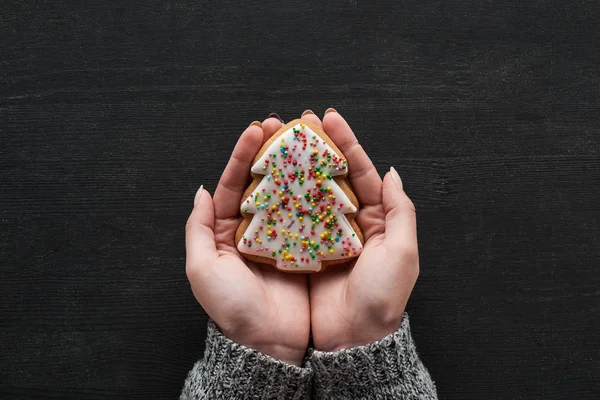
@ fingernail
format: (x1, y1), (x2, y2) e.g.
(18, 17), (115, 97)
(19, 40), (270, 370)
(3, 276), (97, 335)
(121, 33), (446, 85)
(301, 109), (315, 117)
(390, 167), (403, 189)
(250, 121), (262, 127)
(324, 107), (337, 115)
(194, 185), (204, 206)
(267, 112), (284, 123)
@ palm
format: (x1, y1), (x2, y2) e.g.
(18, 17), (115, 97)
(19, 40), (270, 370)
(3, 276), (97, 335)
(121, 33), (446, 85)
(309, 212), (388, 350)
(299, 111), (419, 352)
(186, 118), (310, 365)
(205, 253), (310, 356)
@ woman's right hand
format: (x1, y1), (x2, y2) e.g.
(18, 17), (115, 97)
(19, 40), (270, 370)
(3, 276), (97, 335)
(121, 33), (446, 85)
(301, 109), (420, 352)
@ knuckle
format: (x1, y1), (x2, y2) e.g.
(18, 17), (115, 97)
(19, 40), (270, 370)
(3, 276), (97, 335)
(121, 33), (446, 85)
(185, 214), (196, 233)
(386, 197), (416, 222)
(402, 195), (416, 214)
(386, 204), (403, 222)
(346, 138), (361, 152)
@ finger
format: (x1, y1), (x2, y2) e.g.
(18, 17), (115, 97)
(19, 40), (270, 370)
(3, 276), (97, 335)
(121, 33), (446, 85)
(300, 109), (323, 128)
(213, 123), (264, 220)
(261, 116), (283, 145)
(322, 110), (383, 206)
(382, 167), (417, 250)
(186, 186), (218, 278)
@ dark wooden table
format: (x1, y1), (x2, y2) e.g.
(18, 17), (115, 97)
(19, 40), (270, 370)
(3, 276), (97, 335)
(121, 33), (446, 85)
(2, 1), (599, 399)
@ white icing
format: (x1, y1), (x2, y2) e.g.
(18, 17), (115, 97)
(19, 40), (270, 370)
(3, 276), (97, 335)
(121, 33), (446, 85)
(238, 123), (363, 272)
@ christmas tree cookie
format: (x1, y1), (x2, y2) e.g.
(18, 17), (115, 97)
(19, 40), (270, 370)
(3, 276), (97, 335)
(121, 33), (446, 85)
(235, 119), (364, 273)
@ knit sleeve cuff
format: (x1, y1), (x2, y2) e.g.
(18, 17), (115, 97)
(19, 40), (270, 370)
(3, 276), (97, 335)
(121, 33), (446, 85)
(306, 313), (437, 399)
(181, 320), (312, 400)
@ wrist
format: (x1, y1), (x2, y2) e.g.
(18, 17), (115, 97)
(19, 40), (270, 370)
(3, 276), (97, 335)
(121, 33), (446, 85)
(316, 317), (404, 352)
(318, 332), (392, 352)
(214, 321), (307, 366)
(247, 343), (305, 366)
(225, 331), (306, 366)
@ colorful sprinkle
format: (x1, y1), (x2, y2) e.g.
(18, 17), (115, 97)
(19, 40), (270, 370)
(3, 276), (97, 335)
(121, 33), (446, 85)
(240, 124), (362, 271)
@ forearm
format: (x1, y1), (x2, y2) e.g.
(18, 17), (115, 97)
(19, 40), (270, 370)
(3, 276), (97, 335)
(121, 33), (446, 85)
(307, 313), (437, 399)
(181, 320), (312, 400)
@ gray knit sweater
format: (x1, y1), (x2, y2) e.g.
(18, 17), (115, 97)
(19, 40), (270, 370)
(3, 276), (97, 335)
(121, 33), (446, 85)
(181, 314), (437, 399)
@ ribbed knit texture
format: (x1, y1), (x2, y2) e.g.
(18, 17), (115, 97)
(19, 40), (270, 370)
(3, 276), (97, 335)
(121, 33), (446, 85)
(180, 320), (312, 400)
(307, 313), (437, 399)
(181, 314), (437, 399)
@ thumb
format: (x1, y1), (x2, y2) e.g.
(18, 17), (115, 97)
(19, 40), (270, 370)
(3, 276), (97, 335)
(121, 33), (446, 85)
(185, 185), (218, 280)
(382, 167), (418, 252)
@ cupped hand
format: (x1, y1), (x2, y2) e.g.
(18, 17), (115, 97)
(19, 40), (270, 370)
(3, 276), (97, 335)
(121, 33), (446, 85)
(185, 117), (310, 366)
(301, 110), (420, 352)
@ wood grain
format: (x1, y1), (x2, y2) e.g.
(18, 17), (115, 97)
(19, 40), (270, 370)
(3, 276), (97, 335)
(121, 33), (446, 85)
(1, 0), (599, 399)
